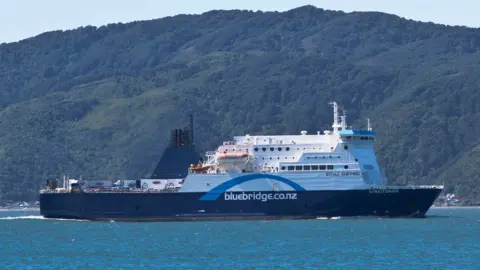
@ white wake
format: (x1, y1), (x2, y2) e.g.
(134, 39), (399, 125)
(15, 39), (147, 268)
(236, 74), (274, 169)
(0, 215), (88, 221)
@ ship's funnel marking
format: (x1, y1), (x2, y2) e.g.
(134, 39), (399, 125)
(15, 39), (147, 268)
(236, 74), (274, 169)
(199, 174), (306, 201)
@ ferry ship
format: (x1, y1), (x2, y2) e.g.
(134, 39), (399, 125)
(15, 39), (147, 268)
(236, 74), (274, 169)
(39, 102), (443, 221)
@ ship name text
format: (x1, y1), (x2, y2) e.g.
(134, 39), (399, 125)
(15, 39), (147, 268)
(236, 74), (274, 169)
(326, 171), (361, 177)
(369, 188), (400, 194)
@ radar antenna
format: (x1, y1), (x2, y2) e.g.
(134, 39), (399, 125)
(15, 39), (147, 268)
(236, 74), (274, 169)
(367, 118), (372, 131)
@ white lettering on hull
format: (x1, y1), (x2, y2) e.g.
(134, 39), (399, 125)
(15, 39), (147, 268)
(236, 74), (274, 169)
(224, 192), (298, 202)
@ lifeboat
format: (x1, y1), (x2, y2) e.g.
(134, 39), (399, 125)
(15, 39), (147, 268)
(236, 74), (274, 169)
(189, 163), (211, 173)
(216, 152), (249, 163)
(190, 166), (211, 173)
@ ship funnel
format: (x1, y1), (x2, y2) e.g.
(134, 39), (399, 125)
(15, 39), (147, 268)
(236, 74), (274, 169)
(150, 114), (201, 179)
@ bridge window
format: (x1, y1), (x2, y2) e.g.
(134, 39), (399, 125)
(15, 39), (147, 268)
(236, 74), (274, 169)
(295, 166), (302, 171)
(311, 165), (319, 170)
(287, 166), (294, 171)
(319, 165), (326, 170)
(327, 165), (334, 170)
(304, 165), (311, 170)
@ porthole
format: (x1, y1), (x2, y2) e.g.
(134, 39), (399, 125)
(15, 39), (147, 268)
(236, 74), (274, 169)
(355, 158), (358, 162)
(262, 147), (266, 152)
(270, 147), (274, 151)
(286, 147), (290, 151)
(344, 145), (348, 150)
(278, 147), (282, 151)
(281, 166), (285, 170)
(344, 165), (349, 169)
(254, 147), (259, 151)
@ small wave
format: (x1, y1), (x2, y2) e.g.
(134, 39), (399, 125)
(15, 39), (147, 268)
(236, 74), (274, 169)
(0, 215), (88, 221)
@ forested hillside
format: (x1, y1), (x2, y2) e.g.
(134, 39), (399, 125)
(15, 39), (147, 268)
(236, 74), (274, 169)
(0, 6), (479, 203)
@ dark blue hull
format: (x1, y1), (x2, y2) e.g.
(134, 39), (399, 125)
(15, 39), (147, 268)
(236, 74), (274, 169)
(40, 188), (442, 221)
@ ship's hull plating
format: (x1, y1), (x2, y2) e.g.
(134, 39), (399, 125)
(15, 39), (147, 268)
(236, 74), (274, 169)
(40, 188), (442, 221)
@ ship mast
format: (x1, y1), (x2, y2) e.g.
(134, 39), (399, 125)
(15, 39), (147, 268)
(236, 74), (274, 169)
(340, 110), (347, 130)
(330, 102), (342, 133)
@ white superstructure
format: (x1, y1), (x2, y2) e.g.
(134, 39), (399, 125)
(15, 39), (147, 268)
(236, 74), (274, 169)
(180, 102), (384, 192)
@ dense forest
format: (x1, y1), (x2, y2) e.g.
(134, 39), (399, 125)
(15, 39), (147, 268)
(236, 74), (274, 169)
(0, 6), (479, 203)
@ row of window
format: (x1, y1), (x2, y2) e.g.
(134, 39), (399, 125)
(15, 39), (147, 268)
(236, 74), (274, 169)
(253, 147), (339, 152)
(343, 136), (375, 141)
(282, 165), (349, 171)
(255, 156), (352, 161)
(254, 147), (291, 152)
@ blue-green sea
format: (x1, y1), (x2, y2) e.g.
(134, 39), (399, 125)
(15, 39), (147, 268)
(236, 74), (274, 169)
(0, 208), (478, 269)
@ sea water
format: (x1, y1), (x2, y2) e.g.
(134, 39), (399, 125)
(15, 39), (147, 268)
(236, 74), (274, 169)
(0, 208), (478, 269)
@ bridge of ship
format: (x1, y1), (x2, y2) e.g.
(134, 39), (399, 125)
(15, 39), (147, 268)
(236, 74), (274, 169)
(339, 130), (376, 142)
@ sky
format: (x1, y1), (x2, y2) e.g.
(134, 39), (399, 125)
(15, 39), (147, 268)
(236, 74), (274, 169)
(1, 0), (479, 43)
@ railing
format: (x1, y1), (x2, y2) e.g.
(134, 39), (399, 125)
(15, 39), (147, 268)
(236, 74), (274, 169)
(41, 187), (183, 194)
